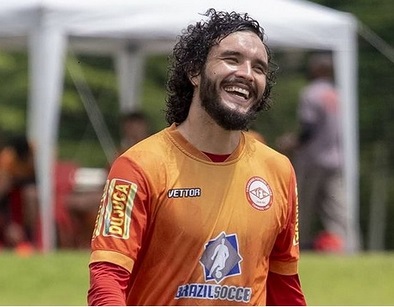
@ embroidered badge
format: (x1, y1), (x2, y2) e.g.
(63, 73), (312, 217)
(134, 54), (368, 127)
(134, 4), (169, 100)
(245, 176), (273, 211)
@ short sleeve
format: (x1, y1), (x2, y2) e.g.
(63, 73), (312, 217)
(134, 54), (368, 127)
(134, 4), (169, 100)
(269, 167), (300, 275)
(89, 155), (150, 272)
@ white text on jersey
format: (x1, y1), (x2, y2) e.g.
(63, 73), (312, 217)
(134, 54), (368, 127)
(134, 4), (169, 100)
(168, 188), (201, 198)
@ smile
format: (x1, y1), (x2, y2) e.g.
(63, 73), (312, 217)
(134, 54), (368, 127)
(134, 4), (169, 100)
(223, 85), (250, 100)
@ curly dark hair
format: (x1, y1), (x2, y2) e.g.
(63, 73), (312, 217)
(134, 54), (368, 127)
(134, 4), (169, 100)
(165, 8), (277, 125)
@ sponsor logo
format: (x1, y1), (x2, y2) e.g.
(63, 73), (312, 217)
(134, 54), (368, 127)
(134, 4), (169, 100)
(175, 232), (250, 303)
(101, 178), (137, 239)
(245, 176), (273, 211)
(167, 188), (201, 198)
(200, 232), (242, 283)
(293, 184), (300, 245)
(175, 283), (251, 303)
(92, 180), (109, 240)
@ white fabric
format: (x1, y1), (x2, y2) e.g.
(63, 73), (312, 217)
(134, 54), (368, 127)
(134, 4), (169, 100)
(0, 0), (360, 252)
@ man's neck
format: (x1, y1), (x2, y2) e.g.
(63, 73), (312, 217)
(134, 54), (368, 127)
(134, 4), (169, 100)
(177, 117), (240, 155)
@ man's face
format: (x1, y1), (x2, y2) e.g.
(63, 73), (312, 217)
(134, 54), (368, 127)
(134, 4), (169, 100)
(195, 31), (268, 130)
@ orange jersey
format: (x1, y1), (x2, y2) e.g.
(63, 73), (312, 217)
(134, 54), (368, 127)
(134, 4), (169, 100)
(90, 124), (300, 305)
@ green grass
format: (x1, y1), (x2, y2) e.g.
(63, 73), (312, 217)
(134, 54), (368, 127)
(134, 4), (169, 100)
(299, 252), (394, 305)
(0, 251), (393, 305)
(0, 250), (90, 305)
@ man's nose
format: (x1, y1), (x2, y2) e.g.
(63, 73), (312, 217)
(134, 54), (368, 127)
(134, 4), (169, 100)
(236, 62), (254, 81)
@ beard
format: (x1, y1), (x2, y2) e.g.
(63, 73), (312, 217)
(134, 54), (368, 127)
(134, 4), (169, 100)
(199, 71), (259, 131)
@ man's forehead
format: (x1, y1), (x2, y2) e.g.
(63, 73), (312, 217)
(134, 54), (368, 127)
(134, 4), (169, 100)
(211, 31), (267, 59)
(218, 31), (264, 45)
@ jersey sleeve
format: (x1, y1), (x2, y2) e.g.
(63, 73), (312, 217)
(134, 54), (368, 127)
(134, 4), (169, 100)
(266, 272), (306, 305)
(89, 155), (151, 272)
(269, 166), (300, 275)
(88, 262), (130, 306)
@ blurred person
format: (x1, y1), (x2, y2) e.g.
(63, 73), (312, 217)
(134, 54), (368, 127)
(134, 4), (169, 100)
(0, 135), (38, 253)
(88, 9), (306, 305)
(277, 52), (347, 253)
(62, 111), (152, 249)
(119, 111), (152, 154)
(64, 176), (104, 249)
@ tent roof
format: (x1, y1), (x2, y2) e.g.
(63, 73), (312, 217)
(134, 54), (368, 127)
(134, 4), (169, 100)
(0, 0), (356, 52)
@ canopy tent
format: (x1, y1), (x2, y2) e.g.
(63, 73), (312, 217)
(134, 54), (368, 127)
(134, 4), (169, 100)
(0, 0), (360, 252)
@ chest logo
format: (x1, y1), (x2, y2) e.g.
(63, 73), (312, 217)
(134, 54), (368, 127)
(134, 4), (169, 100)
(200, 232), (242, 283)
(245, 176), (273, 211)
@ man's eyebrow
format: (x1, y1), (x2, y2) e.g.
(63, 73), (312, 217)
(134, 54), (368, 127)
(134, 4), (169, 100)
(219, 50), (268, 70)
(220, 50), (241, 58)
(221, 50), (241, 56)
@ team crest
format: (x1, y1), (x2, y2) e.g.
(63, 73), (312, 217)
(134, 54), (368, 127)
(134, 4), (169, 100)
(200, 232), (242, 283)
(245, 176), (273, 211)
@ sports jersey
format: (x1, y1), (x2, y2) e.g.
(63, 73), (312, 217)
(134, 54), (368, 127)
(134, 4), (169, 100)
(89, 124), (301, 305)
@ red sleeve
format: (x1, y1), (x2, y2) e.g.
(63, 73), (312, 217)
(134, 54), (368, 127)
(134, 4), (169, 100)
(266, 271), (306, 306)
(88, 262), (130, 306)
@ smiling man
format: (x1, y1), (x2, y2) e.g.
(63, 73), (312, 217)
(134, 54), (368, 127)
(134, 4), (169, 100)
(196, 31), (268, 130)
(88, 9), (306, 306)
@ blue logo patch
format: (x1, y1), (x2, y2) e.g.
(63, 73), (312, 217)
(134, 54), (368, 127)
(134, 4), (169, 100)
(200, 232), (242, 283)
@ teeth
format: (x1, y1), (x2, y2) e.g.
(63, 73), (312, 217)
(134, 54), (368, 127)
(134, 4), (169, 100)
(224, 86), (250, 99)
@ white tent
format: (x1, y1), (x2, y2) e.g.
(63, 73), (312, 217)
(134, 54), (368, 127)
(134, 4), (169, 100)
(0, 0), (360, 252)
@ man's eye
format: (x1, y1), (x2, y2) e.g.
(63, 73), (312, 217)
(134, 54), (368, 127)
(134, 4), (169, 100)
(224, 57), (238, 64)
(254, 66), (267, 74)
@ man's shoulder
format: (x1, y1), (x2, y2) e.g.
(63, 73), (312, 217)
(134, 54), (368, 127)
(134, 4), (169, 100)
(245, 134), (293, 172)
(120, 128), (174, 166)
(129, 128), (168, 150)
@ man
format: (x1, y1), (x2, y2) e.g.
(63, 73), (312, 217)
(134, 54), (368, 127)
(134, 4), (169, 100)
(88, 9), (306, 305)
(119, 111), (152, 154)
(277, 53), (347, 252)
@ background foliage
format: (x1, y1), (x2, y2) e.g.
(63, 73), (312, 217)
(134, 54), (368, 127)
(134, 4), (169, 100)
(0, 0), (393, 249)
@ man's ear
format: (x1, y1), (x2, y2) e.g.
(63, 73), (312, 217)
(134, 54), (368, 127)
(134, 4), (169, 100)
(189, 74), (199, 87)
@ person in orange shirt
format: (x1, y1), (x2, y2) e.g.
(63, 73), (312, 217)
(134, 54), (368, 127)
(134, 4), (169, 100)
(88, 8), (306, 305)
(0, 135), (38, 251)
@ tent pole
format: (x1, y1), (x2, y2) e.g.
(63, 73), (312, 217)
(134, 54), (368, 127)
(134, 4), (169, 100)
(333, 17), (361, 253)
(116, 43), (146, 113)
(28, 23), (66, 252)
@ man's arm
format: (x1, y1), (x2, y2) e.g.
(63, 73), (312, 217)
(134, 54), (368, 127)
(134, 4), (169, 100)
(266, 271), (306, 306)
(88, 262), (129, 306)
(299, 122), (316, 144)
(88, 155), (150, 306)
(268, 166), (307, 305)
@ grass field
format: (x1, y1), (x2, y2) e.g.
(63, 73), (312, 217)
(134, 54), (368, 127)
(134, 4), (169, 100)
(0, 250), (393, 305)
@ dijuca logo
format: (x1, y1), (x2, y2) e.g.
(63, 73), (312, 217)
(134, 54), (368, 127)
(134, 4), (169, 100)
(102, 178), (136, 239)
